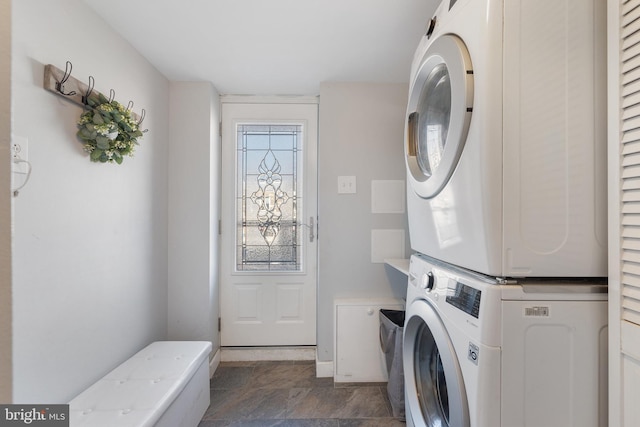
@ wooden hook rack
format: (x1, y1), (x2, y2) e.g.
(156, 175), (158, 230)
(43, 63), (143, 122)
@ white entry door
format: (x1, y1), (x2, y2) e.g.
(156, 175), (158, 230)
(220, 99), (318, 346)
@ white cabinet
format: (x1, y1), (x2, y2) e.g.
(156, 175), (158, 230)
(334, 298), (404, 382)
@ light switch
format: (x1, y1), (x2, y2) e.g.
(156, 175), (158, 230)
(338, 176), (357, 194)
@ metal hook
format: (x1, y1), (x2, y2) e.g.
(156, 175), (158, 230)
(108, 89), (116, 103)
(126, 100), (134, 112)
(138, 109), (146, 126)
(55, 61), (77, 96)
(81, 75), (95, 105)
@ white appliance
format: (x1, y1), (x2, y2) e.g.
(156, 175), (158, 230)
(403, 254), (608, 427)
(404, 0), (607, 277)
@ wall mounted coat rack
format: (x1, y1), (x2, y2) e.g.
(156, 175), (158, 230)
(43, 61), (144, 123)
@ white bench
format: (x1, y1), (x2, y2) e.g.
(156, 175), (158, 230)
(69, 341), (212, 427)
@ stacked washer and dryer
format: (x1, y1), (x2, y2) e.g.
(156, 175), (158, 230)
(402, 0), (608, 426)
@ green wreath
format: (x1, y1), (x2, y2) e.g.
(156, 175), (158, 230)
(76, 94), (144, 164)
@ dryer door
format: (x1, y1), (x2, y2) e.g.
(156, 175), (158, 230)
(405, 34), (473, 199)
(403, 299), (470, 427)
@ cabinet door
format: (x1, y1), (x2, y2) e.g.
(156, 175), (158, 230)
(334, 302), (403, 382)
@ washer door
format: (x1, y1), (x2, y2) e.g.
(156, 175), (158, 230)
(403, 299), (470, 427)
(405, 34), (473, 199)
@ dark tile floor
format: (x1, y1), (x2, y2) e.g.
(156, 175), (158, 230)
(198, 360), (406, 427)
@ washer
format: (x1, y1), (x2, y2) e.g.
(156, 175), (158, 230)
(404, 0), (607, 277)
(403, 254), (608, 427)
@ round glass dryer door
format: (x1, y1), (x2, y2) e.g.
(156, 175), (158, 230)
(403, 300), (470, 427)
(405, 34), (473, 199)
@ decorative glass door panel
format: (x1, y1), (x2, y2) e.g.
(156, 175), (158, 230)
(237, 124), (303, 272)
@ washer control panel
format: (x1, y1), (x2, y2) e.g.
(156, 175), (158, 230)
(446, 281), (481, 318)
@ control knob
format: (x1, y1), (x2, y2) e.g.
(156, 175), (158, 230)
(420, 272), (435, 291)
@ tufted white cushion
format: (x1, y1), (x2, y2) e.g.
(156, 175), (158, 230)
(69, 341), (212, 427)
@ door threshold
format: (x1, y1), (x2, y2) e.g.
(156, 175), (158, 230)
(221, 346), (316, 362)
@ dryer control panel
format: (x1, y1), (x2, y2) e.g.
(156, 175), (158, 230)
(446, 281), (481, 318)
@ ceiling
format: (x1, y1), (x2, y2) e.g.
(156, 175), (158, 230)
(82, 0), (438, 96)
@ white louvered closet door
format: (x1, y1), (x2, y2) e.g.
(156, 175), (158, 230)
(613, 0), (640, 425)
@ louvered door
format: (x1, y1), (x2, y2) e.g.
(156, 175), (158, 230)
(614, 0), (640, 425)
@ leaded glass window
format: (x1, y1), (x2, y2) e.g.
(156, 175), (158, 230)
(236, 124), (303, 271)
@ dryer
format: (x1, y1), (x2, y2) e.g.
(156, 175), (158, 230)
(405, 0), (607, 277)
(403, 254), (608, 427)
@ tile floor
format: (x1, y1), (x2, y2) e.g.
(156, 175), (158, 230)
(198, 360), (406, 427)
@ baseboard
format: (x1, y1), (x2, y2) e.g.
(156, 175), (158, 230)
(221, 346), (316, 362)
(218, 347), (334, 380)
(209, 347), (221, 378)
(315, 356), (334, 378)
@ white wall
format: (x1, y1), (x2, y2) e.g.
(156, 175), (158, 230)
(0, 0), (12, 403)
(11, 0), (170, 402)
(317, 82), (410, 362)
(168, 82), (220, 353)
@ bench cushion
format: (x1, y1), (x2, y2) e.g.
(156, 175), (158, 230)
(70, 341), (212, 427)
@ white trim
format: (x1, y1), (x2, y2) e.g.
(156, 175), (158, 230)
(221, 95), (319, 105)
(0, 0), (12, 403)
(315, 358), (334, 378)
(608, 1), (622, 426)
(220, 346), (316, 362)
(209, 347), (221, 378)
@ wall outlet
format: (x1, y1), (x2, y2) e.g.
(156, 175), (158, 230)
(12, 135), (29, 174)
(338, 176), (356, 194)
